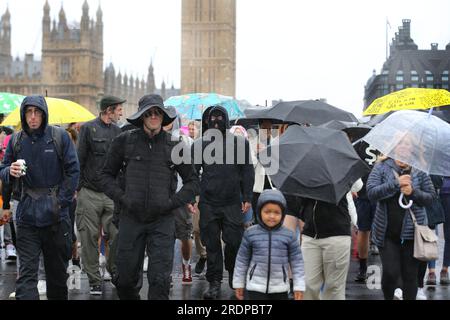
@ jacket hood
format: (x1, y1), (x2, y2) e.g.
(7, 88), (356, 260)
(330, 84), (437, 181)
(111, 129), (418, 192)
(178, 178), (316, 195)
(256, 189), (287, 230)
(201, 106), (214, 135)
(20, 95), (48, 134)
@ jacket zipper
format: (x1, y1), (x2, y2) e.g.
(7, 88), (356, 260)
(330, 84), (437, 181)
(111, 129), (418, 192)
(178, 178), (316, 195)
(249, 264), (257, 280)
(266, 230), (272, 294)
(313, 200), (318, 239)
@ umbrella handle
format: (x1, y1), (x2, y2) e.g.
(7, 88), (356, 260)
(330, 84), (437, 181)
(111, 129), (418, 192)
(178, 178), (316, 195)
(398, 193), (413, 209)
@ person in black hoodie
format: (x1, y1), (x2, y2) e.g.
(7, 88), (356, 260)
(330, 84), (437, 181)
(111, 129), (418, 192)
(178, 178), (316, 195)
(192, 105), (255, 299)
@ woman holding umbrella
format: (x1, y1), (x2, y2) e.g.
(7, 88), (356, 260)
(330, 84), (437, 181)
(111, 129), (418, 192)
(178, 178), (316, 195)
(366, 133), (435, 300)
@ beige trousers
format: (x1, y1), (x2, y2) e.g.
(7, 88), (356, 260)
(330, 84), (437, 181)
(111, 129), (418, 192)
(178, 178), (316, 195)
(301, 235), (351, 300)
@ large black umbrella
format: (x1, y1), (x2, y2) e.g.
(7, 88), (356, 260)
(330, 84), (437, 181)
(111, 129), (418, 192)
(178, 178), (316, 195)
(262, 125), (370, 204)
(249, 100), (357, 126)
(320, 120), (372, 142)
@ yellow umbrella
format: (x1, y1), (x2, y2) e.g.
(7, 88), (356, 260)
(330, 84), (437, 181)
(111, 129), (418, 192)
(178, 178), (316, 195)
(363, 88), (450, 116)
(2, 97), (96, 127)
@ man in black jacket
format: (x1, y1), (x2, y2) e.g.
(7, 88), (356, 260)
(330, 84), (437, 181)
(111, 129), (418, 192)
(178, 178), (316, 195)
(75, 95), (125, 295)
(99, 94), (200, 300)
(193, 106), (254, 299)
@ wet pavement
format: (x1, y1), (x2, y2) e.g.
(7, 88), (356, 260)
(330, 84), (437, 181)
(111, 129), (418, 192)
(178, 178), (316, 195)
(0, 225), (449, 300)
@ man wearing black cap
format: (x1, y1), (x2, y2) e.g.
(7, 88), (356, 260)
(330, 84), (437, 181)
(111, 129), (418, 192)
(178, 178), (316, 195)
(99, 94), (200, 300)
(75, 95), (125, 295)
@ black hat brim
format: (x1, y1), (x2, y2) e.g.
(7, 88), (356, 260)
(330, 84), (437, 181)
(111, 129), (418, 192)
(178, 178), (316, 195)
(127, 105), (177, 128)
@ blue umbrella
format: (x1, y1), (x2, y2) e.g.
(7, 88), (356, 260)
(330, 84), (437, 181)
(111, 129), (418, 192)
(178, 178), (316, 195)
(164, 93), (245, 120)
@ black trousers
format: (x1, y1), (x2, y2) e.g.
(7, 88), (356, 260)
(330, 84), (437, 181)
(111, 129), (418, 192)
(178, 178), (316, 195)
(115, 214), (175, 300)
(379, 238), (419, 300)
(199, 202), (244, 284)
(16, 219), (72, 300)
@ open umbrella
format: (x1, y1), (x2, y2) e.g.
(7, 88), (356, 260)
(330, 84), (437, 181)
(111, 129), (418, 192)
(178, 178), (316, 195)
(0, 93), (25, 114)
(2, 97), (96, 127)
(363, 110), (450, 209)
(363, 88), (450, 116)
(262, 125), (370, 204)
(363, 110), (450, 177)
(320, 120), (372, 141)
(246, 100), (357, 126)
(164, 93), (245, 120)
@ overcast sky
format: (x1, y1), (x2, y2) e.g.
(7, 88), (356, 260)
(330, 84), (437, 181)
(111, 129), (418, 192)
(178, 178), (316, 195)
(3, 0), (450, 117)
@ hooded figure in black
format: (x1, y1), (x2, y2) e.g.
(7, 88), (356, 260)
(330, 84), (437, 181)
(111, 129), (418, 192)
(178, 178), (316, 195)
(0, 95), (80, 300)
(192, 105), (255, 299)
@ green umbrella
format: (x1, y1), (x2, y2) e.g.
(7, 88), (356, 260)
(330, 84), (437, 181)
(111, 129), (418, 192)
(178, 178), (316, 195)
(0, 92), (25, 114)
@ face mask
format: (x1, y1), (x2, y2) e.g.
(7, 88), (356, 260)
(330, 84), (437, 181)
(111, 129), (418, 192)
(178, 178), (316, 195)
(208, 111), (226, 132)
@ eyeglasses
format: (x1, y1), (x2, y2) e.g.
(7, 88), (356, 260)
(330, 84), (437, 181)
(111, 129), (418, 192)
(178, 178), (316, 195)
(25, 108), (43, 117)
(143, 109), (162, 118)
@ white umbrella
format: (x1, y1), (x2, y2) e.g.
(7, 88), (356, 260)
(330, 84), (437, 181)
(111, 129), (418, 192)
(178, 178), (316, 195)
(363, 110), (450, 208)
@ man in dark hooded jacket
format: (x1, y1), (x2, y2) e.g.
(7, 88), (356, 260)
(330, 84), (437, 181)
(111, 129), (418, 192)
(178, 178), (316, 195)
(192, 105), (254, 299)
(99, 94), (200, 300)
(0, 95), (80, 300)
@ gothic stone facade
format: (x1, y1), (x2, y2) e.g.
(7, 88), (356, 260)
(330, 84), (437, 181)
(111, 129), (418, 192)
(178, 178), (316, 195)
(0, 1), (179, 119)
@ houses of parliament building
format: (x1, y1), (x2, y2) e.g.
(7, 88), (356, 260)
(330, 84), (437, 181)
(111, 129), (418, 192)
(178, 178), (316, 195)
(0, 1), (179, 118)
(0, 0), (237, 119)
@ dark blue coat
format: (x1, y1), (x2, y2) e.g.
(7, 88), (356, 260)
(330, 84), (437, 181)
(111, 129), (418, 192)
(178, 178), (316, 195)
(367, 158), (435, 247)
(0, 96), (80, 227)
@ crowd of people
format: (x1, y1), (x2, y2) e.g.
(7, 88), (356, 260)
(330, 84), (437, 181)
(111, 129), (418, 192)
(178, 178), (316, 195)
(0, 92), (448, 301)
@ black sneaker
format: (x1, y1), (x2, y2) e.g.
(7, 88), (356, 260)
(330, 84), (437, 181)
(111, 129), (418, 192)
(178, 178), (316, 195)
(195, 257), (207, 274)
(354, 272), (368, 283)
(203, 281), (221, 300)
(90, 285), (102, 296)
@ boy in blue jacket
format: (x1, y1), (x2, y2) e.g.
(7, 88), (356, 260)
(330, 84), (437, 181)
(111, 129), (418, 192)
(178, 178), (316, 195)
(233, 189), (305, 300)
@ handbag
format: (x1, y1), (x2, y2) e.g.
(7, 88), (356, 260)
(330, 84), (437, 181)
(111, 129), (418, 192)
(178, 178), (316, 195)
(409, 209), (439, 262)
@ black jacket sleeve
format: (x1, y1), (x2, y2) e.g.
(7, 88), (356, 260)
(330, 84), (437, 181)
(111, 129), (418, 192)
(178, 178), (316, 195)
(99, 133), (126, 204)
(77, 123), (90, 190)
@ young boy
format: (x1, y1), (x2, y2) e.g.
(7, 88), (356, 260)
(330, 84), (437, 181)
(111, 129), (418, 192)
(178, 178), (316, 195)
(233, 189), (305, 300)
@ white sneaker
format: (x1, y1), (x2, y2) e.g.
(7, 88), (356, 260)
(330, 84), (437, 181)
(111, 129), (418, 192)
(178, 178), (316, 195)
(103, 269), (112, 281)
(6, 244), (17, 261)
(143, 256), (148, 272)
(8, 292), (16, 300)
(37, 280), (47, 295)
(394, 288), (403, 300)
(99, 254), (106, 267)
(416, 288), (427, 300)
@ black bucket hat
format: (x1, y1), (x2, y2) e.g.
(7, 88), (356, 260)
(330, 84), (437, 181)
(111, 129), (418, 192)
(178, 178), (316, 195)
(127, 94), (176, 127)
